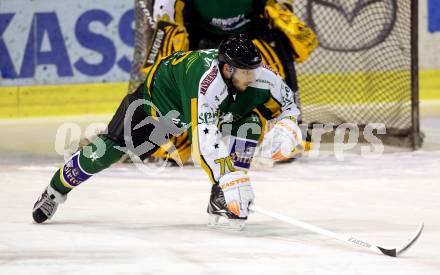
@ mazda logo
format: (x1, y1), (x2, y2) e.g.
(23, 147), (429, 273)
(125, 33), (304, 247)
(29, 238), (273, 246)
(306, 0), (397, 52)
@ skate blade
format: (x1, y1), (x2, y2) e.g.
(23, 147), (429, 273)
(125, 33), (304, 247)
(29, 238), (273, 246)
(207, 215), (246, 231)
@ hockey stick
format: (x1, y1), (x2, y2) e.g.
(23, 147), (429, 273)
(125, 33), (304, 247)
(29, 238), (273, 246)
(249, 205), (424, 257)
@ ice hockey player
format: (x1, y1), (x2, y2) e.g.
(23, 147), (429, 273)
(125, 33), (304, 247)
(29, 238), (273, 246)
(32, 35), (303, 228)
(141, 0), (317, 164)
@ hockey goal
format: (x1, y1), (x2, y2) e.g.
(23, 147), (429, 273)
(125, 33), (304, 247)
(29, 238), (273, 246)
(129, 0), (423, 149)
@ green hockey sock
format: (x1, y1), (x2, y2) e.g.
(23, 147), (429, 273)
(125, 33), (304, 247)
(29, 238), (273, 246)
(50, 135), (125, 194)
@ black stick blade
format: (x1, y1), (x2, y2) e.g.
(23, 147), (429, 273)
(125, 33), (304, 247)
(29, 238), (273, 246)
(378, 247), (397, 257)
(378, 223), (424, 257)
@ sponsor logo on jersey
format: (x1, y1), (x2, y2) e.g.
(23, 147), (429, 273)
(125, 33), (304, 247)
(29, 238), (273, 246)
(200, 66), (218, 95)
(256, 79), (275, 88)
(198, 112), (217, 124)
(211, 14), (250, 31)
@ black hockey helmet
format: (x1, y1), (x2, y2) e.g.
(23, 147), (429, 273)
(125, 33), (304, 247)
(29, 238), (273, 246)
(218, 34), (262, 70)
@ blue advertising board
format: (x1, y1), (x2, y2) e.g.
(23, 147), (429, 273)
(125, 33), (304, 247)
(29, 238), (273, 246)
(0, 0), (134, 86)
(429, 0), (440, 32)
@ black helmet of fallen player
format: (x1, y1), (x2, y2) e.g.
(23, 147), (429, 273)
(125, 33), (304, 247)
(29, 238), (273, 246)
(218, 34), (262, 70)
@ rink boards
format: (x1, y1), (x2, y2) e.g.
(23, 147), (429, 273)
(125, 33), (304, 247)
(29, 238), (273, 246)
(1, 70), (439, 119)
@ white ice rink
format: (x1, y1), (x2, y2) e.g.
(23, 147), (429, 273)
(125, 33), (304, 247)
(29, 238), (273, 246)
(1, 115), (440, 275)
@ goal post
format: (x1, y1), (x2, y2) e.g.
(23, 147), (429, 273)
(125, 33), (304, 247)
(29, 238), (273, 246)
(411, 0), (422, 149)
(293, 0), (422, 149)
(129, 0), (423, 149)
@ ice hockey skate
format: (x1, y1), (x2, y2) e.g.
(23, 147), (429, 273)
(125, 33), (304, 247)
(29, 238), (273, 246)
(32, 185), (67, 223)
(207, 183), (247, 231)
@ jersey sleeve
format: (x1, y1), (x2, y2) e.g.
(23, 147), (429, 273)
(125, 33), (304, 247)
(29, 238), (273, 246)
(270, 72), (301, 121)
(191, 66), (232, 184)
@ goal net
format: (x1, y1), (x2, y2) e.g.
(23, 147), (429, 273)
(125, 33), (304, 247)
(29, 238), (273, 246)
(129, 0), (423, 149)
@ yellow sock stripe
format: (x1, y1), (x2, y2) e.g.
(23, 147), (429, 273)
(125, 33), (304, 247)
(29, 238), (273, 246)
(190, 98), (216, 184)
(151, 131), (190, 160)
(178, 139), (192, 152)
(58, 167), (74, 189)
(160, 140), (175, 153)
(176, 139), (192, 163)
(168, 148), (183, 162)
(174, 131), (189, 148)
(151, 146), (167, 157)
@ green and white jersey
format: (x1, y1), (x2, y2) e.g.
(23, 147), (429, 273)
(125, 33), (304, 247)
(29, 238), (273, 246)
(153, 0), (267, 35)
(145, 49), (299, 183)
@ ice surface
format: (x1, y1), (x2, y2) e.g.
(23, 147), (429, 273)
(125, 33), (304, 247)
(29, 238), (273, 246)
(0, 115), (439, 275)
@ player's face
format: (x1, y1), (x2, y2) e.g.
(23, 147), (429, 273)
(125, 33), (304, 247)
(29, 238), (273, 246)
(231, 67), (262, 92)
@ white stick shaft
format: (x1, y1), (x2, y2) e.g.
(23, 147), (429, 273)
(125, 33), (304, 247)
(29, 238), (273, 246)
(250, 205), (383, 254)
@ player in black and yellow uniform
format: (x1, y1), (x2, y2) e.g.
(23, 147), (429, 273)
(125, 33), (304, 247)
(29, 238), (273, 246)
(143, 0), (317, 164)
